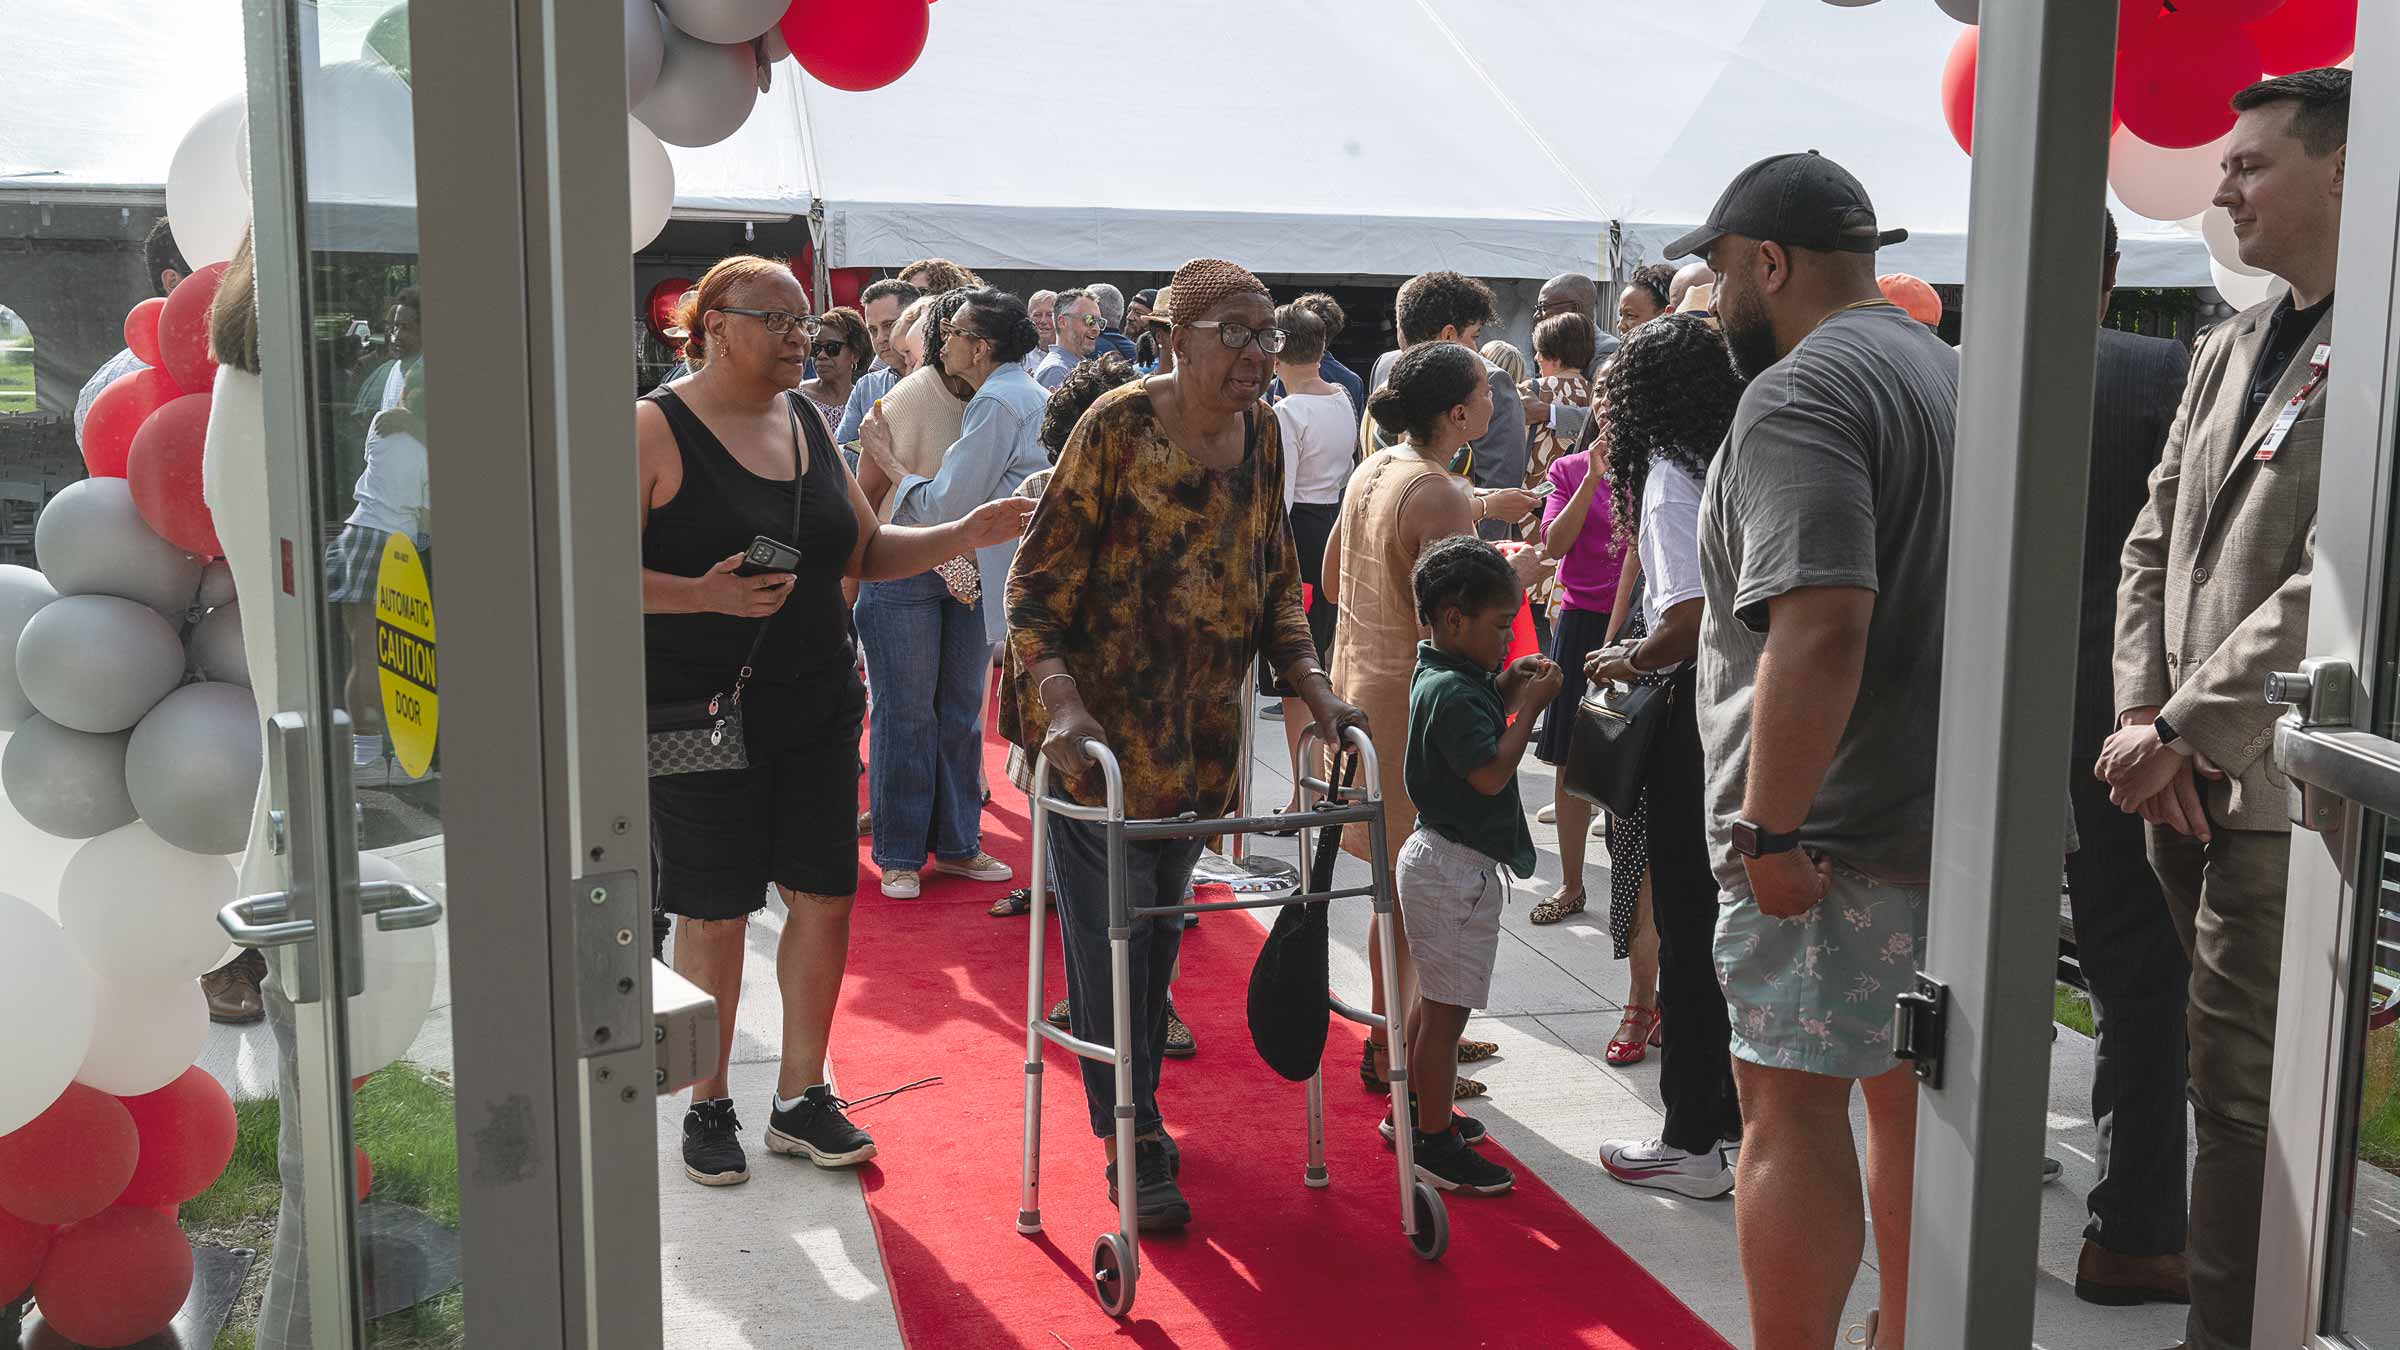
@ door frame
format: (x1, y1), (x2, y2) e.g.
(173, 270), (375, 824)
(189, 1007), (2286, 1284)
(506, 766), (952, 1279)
(2256, 6), (2400, 1344)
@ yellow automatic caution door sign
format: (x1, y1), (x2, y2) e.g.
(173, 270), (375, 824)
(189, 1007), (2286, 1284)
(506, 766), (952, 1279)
(373, 533), (437, 777)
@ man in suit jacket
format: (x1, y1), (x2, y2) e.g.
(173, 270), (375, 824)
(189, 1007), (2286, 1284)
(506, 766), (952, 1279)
(1515, 271), (1621, 445)
(1364, 270), (1534, 543)
(2068, 211), (2195, 1309)
(2103, 68), (2347, 1350)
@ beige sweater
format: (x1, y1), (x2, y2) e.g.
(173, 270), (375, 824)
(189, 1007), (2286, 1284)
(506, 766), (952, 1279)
(870, 366), (968, 520)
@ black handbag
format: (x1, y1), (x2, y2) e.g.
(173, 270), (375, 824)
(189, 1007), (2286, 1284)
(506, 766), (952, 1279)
(1247, 752), (1349, 1082)
(645, 395), (815, 778)
(1560, 679), (1670, 817)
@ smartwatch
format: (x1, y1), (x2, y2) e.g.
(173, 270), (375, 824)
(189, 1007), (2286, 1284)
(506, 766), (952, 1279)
(2153, 714), (2182, 748)
(1731, 819), (1802, 858)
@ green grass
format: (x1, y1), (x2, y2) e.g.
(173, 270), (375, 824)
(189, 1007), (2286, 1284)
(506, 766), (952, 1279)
(2054, 983), (2096, 1038)
(192, 1064), (463, 1350)
(0, 350), (32, 414)
(2361, 1090), (2400, 1174)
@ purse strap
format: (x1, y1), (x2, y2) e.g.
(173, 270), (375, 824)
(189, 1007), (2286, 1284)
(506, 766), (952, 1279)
(721, 397), (818, 703)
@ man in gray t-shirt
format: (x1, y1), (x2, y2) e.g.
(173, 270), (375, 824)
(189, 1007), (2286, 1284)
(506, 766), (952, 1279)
(1668, 149), (1958, 1350)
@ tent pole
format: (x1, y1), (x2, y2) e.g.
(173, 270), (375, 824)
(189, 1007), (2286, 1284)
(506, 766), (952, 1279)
(809, 200), (830, 313)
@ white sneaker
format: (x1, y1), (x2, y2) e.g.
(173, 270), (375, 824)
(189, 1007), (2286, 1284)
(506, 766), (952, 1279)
(1597, 1137), (1734, 1199)
(933, 852), (1013, 883)
(1535, 802), (1558, 825)
(879, 868), (921, 899)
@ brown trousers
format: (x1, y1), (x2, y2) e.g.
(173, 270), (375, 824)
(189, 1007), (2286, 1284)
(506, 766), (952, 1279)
(2146, 823), (2292, 1350)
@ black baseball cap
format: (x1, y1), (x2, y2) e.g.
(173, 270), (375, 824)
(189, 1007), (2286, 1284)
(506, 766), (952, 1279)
(1666, 150), (1908, 260)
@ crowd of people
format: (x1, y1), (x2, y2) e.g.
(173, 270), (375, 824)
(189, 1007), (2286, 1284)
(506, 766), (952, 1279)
(631, 64), (2350, 1350)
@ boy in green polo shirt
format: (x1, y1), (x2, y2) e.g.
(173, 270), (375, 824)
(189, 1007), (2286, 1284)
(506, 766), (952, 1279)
(1396, 535), (1560, 1195)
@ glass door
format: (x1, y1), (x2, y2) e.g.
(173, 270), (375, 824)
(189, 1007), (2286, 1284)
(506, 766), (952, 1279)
(2256, 8), (2400, 1346)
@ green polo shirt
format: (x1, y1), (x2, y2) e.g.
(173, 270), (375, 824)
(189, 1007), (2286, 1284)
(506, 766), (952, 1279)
(1404, 641), (1537, 878)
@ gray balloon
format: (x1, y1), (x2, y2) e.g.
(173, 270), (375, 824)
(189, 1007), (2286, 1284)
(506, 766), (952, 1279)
(2, 715), (136, 839)
(32, 478), (204, 616)
(127, 682), (262, 855)
(1935, 0), (1977, 20)
(15, 595), (188, 734)
(188, 602), (250, 688)
(0, 565), (60, 731)
(198, 560), (238, 609)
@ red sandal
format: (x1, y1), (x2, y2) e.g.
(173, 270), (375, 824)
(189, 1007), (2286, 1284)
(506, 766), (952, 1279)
(1605, 1006), (1662, 1066)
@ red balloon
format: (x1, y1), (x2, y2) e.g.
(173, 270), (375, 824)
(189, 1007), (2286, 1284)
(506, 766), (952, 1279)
(354, 1145), (373, 1202)
(126, 392), (220, 556)
(124, 297), (168, 369)
(2115, 14), (2263, 149)
(645, 276), (694, 341)
(2245, 0), (2355, 74)
(2174, 0), (2288, 21)
(780, 0), (930, 92)
(80, 365), (183, 478)
(828, 266), (870, 310)
(0, 1208), (54, 1303)
(1941, 26), (1978, 155)
(0, 1085), (138, 1226)
(156, 260), (227, 395)
(115, 1068), (237, 1208)
(33, 1206), (194, 1348)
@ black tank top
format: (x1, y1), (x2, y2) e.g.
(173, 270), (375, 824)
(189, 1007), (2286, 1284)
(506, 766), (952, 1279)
(642, 387), (857, 703)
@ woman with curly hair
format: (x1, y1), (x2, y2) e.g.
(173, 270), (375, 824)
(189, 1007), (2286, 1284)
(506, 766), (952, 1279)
(1579, 312), (1749, 1197)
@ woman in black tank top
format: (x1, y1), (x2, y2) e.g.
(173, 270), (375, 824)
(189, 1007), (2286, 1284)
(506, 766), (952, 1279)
(637, 257), (1031, 1181)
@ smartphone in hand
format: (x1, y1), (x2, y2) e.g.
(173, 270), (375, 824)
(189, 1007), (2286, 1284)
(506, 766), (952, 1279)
(734, 536), (804, 576)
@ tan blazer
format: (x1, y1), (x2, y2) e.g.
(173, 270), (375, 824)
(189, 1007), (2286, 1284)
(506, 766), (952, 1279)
(2114, 298), (2332, 832)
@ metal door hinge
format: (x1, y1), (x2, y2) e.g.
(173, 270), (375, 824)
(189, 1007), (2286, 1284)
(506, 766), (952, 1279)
(1891, 974), (1949, 1088)
(569, 869), (644, 1058)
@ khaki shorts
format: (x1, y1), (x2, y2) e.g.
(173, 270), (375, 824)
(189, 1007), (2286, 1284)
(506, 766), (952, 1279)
(1395, 828), (1508, 1009)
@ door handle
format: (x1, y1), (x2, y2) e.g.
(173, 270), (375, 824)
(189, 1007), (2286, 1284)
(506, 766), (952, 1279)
(220, 891), (318, 947)
(358, 877), (444, 932)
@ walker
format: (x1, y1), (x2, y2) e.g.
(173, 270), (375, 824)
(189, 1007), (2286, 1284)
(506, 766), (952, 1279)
(1016, 723), (1445, 1318)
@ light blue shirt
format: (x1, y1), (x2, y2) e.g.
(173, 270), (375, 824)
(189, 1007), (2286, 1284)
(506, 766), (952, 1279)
(1031, 346), (1081, 390)
(836, 363), (900, 445)
(890, 363), (1051, 644)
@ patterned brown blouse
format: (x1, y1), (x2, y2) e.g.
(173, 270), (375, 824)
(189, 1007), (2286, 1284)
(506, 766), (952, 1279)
(1001, 381), (1317, 819)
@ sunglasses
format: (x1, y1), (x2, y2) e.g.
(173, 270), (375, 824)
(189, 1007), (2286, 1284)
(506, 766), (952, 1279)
(715, 307), (821, 340)
(810, 340), (849, 360)
(1181, 320), (1289, 355)
(1067, 314), (1104, 329)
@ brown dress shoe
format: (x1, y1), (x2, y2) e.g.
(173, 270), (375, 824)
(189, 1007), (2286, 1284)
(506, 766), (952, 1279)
(203, 949), (267, 1024)
(2075, 1239), (2191, 1306)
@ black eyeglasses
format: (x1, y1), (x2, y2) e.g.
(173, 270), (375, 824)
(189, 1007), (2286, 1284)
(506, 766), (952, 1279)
(810, 340), (849, 360)
(715, 307), (820, 340)
(1182, 320), (1289, 354)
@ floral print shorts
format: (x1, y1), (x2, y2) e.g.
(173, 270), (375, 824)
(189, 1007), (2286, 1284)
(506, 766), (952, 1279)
(1714, 860), (1928, 1081)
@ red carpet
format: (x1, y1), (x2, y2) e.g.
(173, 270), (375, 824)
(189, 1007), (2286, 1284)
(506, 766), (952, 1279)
(834, 707), (1731, 1348)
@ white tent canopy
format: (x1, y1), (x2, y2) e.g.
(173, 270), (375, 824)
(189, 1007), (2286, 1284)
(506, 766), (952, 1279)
(1, 0), (2209, 285)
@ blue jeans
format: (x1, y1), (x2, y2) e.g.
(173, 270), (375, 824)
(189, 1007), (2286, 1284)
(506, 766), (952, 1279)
(854, 570), (990, 871)
(1046, 808), (1200, 1138)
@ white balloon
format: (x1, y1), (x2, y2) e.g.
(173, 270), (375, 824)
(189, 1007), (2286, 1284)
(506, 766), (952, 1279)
(2212, 256), (2287, 311)
(0, 564), (59, 731)
(189, 602), (250, 688)
(0, 716), (135, 840)
(0, 736), (80, 916)
(127, 683), (261, 855)
(2198, 206), (2268, 278)
(0, 893), (96, 1135)
(76, 972), (207, 1097)
(626, 0), (666, 106)
(33, 477), (204, 615)
(633, 24), (758, 148)
(197, 560), (238, 609)
(305, 61), (417, 208)
(14, 595), (188, 735)
(349, 854), (440, 1074)
(1935, 0), (1977, 20)
(166, 93), (251, 268)
(628, 117), (677, 254)
(57, 824), (238, 983)
(662, 0), (787, 44)
(2109, 128), (2230, 224)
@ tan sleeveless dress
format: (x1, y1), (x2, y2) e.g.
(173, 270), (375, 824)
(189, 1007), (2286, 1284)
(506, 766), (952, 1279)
(1328, 447), (1468, 863)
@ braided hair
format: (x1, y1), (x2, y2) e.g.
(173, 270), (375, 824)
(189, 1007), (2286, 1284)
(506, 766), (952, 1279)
(1599, 313), (1746, 551)
(1412, 533), (1519, 627)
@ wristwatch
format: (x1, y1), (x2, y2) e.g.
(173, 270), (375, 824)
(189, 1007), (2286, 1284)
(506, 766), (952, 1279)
(1731, 819), (1802, 858)
(2153, 714), (2182, 747)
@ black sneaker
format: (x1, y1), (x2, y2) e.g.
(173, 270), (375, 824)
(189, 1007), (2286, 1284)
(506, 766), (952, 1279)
(1380, 1103), (1487, 1146)
(1104, 1137), (1191, 1230)
(682, 1099), (749, 1186)
(1413, 1127), (1514, 1195)
(765, 1086), (878, 1168)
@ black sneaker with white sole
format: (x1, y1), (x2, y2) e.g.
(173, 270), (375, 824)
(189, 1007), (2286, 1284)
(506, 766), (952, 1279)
(1104, 1137), (1191, 1230)
(765, 1085), (878, 1168)
(1413, 1126), (1514, 1195)
(1380, 1102), (1487, 1146)
(682, 1099), (749, 1186)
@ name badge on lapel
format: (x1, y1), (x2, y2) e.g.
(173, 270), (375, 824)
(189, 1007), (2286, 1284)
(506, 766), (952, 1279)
(2257, 344), (2332, 462)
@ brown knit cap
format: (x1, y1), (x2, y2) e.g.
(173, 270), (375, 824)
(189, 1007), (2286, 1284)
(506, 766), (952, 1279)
(1165, 258), (1270, 325)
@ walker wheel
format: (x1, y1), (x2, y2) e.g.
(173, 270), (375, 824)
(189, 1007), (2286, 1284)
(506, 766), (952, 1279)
(1092, 1233), (1137, 1316)
(1408, 1181), (1449, 1262)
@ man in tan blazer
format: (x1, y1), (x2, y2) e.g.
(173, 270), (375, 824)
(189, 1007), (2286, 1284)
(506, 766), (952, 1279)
(2102, 67), (2348, 1350)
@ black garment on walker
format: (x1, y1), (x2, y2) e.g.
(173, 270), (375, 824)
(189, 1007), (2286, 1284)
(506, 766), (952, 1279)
(1247, 758), (1349, 1081)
